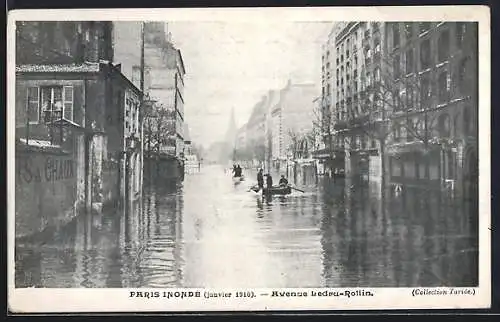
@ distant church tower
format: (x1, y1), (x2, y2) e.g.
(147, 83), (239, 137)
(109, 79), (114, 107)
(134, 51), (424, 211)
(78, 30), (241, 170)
(225, 107), (237, 147)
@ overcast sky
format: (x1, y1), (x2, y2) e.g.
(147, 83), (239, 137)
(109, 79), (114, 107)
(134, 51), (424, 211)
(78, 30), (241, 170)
(167, 21), (332, 149)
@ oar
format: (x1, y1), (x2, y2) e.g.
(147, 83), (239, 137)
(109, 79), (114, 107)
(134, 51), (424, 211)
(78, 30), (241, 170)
(247, 184), (259, 192)
(289, 185), (305, 193)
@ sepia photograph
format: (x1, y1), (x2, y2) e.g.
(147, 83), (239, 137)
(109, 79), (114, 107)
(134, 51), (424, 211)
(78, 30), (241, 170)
(7, 6), (490, 312)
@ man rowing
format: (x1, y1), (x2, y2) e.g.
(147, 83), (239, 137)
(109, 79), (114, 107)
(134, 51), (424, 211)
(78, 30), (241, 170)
(279, 175), (289, 187)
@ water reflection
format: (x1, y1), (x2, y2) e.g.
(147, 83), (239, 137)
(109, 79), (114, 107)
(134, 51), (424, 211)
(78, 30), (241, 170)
(15, 165), (478, 288)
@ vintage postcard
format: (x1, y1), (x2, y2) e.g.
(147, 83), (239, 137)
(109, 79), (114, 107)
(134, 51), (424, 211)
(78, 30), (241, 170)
(7, 6), (491, 313)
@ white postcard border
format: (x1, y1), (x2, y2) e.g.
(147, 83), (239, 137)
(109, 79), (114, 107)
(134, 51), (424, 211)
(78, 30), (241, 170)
(7, 6), (491, 313)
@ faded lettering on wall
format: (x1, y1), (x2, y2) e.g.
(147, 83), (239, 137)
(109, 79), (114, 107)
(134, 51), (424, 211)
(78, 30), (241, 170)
(18, 156), (75, 184)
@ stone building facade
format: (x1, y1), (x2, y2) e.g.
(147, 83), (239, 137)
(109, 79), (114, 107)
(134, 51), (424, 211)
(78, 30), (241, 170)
(384, 22), (478, 197)
(15, 21), (144, 238)
(320, 21), (478, 197)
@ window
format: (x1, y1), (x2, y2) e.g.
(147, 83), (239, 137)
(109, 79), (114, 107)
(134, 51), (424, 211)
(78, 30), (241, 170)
(393, 54), (401, 79)
(463, 106), (474, 136)
(406, 49), (414, 74)
(458, 57), (471, 93)
(336, 68), (339, 77)
(407, 119), (416, 142)
(438, 30), (450, 62)
(374, 40), (381, 54)
(404, 22), (414, 39)
(420, 74), (431, 107)
(26, 87), (40, 123)
(354, 70), (358, 78)
(407, 83), (415, 109)
(365, 46), (372, 58)
(374, 67), (381, 82)
(438, 114), (451, 137)
(63, 86), (74, 120)
(394, 124), (401, 142)
(456, 22), (466, 49)
(393, 24), (400, 48)
(41, 87), (62, 123)
(438, 72), (450, 103)
(341, 54), (344, 62)
(354, 55), (358, 66)
(38, 86), (74, 124)
(420, 39), (431, 69)
(419, 22), (431, 34)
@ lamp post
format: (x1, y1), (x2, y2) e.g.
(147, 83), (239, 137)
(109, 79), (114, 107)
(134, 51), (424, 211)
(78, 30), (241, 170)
(124, 133), (139, 213)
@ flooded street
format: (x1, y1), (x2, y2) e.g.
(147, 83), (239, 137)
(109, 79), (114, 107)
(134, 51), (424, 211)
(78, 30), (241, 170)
(15, 165), (478, 288)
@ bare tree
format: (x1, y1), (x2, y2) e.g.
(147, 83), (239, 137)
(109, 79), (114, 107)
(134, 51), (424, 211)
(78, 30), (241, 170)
(143, 103), (176, 182)
(336, 49), (452, 188)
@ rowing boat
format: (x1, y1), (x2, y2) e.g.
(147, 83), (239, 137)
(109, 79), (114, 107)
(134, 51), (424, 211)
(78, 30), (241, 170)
(250, 185), (292, 195)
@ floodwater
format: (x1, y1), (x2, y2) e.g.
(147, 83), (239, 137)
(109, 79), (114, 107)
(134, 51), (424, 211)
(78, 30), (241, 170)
(15, 164), (478, 288)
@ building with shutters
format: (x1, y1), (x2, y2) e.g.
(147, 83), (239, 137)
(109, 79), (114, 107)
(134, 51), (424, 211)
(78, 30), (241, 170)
(14, 21), (144, 238)
(384, 22), (478, 197)
(321, 21), (478, 197)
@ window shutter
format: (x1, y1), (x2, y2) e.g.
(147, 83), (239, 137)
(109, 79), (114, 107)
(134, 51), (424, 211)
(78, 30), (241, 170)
(72, 84), (84, 126)
(63, 86), (74, 121)
(27, 87), (40, 123)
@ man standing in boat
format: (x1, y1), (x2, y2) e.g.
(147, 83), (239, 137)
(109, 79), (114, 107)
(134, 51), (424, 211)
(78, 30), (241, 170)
(279, 175), (289, 187)
(257, 169), (264, 190)
(266, 173), (273, 189)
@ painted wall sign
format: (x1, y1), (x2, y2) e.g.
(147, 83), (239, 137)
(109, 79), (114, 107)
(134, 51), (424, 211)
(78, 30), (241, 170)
(17, 155), (75, 184)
